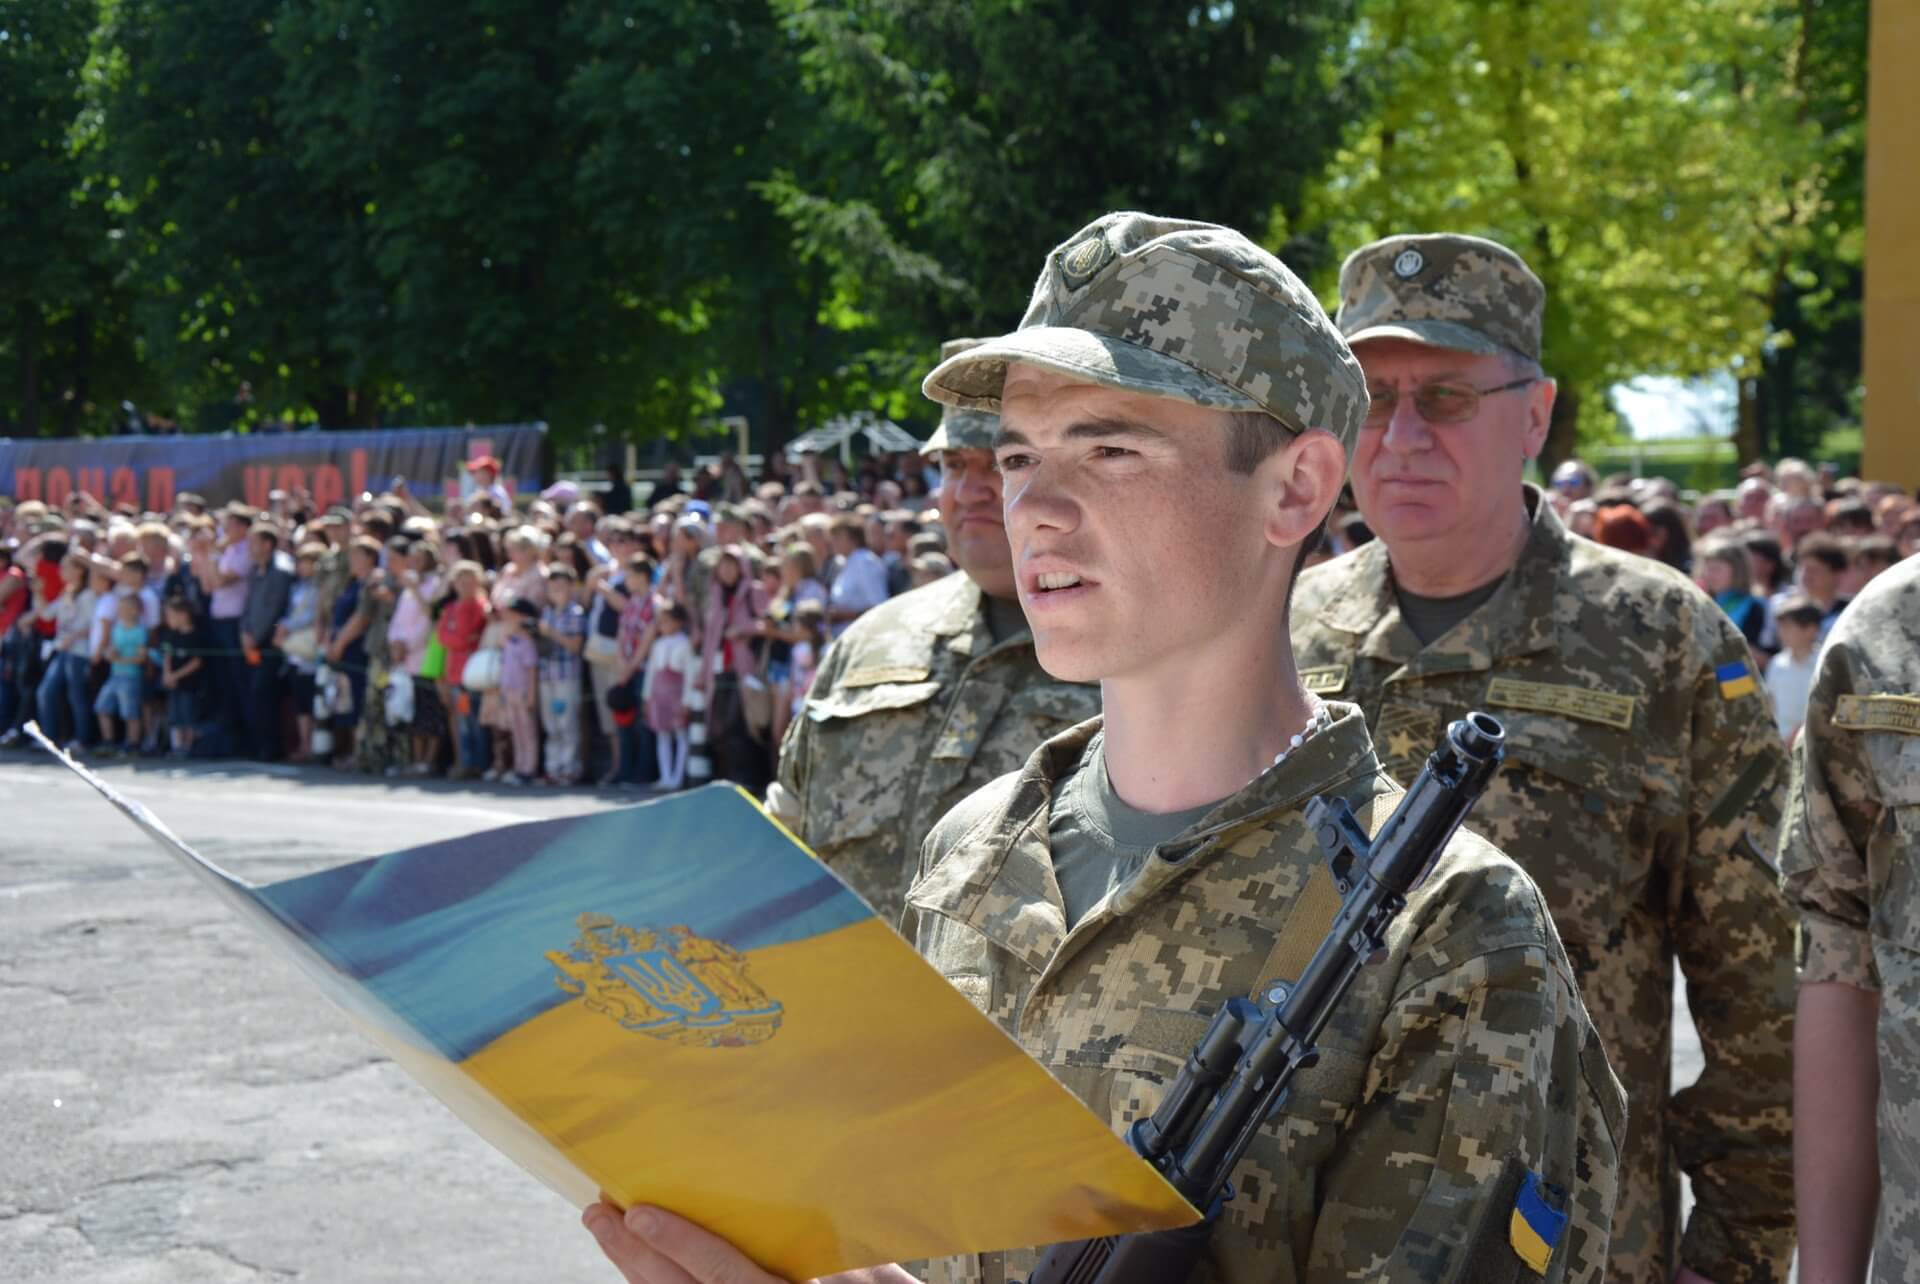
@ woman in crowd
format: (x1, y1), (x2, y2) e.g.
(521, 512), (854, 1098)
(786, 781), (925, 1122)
(1641, 499), (1694, 574)
(34, 553), (98, 751)
(389, 539), (446, 775)
(278, 543), (325, 761)
(1696, 535), (1770, 661)
(482, 527), (548, 779)
(435, 559), (492, 781)
(699, 545), (770, 792)
(758, 543), (827, 750)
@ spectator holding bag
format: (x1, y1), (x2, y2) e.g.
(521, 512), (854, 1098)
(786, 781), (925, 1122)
(698, 545), (769, 791)
(435, 559), (491, 780)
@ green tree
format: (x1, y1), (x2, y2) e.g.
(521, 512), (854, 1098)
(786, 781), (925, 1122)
(0, 0), (147, 436)
(1743, 0), (1867, 463)
(1297, 0), (1851, 470)
(763, 0), (1367, 420)
(86, 0), (391, 428)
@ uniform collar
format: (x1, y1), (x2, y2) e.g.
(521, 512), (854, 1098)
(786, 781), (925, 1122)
(905, 704), (1385, 972)
(1316, 485), (1568, 673)
(934, 572), (1033, 662)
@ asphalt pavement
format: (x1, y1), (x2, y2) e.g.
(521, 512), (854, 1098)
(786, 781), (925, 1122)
(0, 749), (1712, 1283)
(1, 752), (636, 1282)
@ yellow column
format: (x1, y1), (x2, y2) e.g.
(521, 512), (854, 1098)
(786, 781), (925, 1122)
(1864, 0), (1920, 490)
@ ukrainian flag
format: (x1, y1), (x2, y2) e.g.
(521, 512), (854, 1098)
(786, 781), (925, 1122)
(1717, 659), (1757, 700)
(39, 737), (1195, 1283)
(1508, 1171), (1568, 1274)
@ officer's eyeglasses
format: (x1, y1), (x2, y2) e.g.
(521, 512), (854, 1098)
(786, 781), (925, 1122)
(1363, 377), (1539, 427)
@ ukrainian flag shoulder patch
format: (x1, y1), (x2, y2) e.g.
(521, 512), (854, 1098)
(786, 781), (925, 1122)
(1716, 659), (1757, 700)
(1509, 1172), (1568, 1275)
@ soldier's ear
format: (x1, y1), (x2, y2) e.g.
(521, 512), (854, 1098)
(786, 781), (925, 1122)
(1259, 429), (1346, 554)
(1520, 378), (1557, 460)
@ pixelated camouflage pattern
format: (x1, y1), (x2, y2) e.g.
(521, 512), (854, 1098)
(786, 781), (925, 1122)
(767, 570), (1099, 924)
(921, 212), (1369, 458)
(1291, 488), (1796, 1284)
(923, 338), (1002, 455)
(1779, 555), (1920, 1280)
(1336, 233), (1546, 362)
(905, 706), (1624, 1284)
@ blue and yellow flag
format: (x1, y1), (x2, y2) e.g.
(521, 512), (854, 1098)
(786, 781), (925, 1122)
(32, 729), (1196, 1280)
(1716, 659), (1757, 700)
(1509, 1171), (1569, 1275)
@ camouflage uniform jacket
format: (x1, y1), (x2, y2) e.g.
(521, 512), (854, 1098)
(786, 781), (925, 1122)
(907, 706), (1624, 1284)
(767, 571), (1099, 923)
(1291, 489), (1796, 1284)
(1780, 555), (1920, 1280)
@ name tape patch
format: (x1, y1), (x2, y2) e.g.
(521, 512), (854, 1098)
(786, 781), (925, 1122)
(1834, 693), (1920, 736)
(1301, 665), (1349, 695)
(840, 664), (931, 689)
(1485, 677), (1636, 730)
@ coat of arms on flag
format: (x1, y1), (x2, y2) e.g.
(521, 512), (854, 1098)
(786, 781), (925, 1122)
(547, 914), (782, 1047)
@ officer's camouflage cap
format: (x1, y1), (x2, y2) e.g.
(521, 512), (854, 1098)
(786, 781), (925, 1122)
(1336, 233), (1545, 363)
(922, 212), (1369, 459)
(920, 338), (1001, 456)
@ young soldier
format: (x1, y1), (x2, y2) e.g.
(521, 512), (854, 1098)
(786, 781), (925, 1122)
(587, 214), (1623, 1284)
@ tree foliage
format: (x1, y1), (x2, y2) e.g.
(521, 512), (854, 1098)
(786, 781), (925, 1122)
(1295, 0), (1866, 468)
(0, 0), (1868, 459)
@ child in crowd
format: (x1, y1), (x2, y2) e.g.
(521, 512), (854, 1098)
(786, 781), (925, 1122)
(787, 600), (826, 717)
(500, 597), (541, 786)
(536, 565), (587, 785)
(644, 600), (696, 791)
(118, 552), (165, 752)
(1765, 594), (1824, 745)
(93, 592), (148, 753)
(155, 595), (207, 757)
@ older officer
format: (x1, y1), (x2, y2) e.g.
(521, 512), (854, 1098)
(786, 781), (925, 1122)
(1292, 234), (1796, 1284)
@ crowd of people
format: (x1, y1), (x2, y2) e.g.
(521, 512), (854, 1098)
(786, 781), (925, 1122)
(0, 450), (958, 791)
(1529, 455), (1919, 742)
(0, 446), (1911, 788)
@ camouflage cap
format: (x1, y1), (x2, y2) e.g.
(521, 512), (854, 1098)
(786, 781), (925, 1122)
(920, 338), (1001, 455)
(1335, 233), (1544, 362)
(922, 212), (1368, 458)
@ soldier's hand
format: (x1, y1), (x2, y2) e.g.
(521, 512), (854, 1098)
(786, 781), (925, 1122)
(582, 1200), (914, 1284)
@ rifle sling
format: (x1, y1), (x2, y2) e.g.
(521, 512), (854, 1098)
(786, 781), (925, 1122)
(1253, 791), (1397, 992)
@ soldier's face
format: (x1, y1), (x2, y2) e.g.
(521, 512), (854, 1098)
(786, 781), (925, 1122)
(1350, 339), (1550, 548)
(995, 364), (1289, 685)
(935, 448), (1014, 599)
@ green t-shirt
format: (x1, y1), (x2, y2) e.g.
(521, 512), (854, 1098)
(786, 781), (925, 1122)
(1392, 574), (1506, 647)
(1048, 733), (1223, 930)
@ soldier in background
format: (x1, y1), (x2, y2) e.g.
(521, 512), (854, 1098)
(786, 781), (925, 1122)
(765, 339), (1101, 924)
(1291, 233), (1796, 1283)
(1781, 554), (1920, 1283)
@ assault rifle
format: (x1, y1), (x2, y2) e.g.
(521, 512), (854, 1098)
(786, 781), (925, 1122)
(1021, 712), (1508, 1284)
